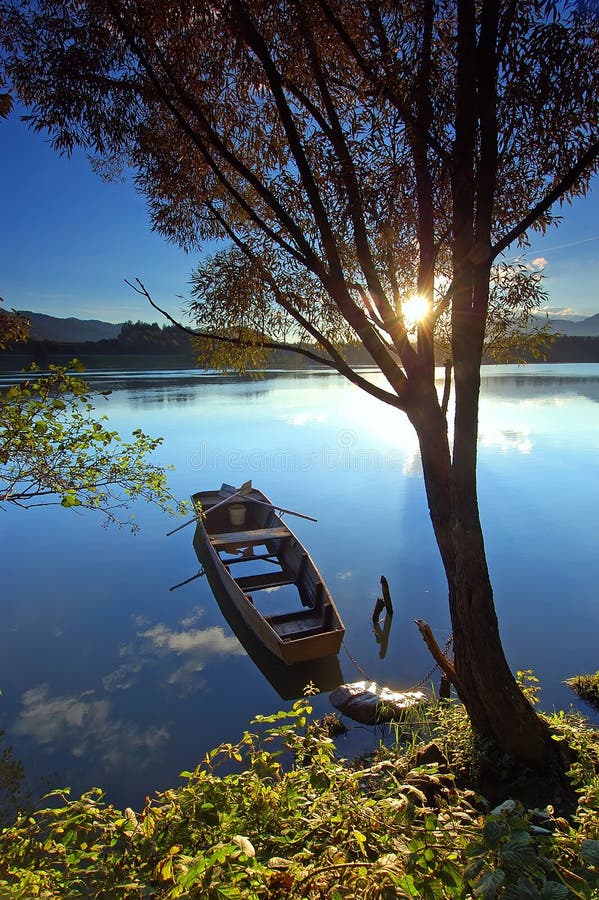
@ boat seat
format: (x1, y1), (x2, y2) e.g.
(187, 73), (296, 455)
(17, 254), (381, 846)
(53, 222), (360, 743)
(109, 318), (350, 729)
(284, 625), (326, 640)
(234, 570), (295, 592)
(210, 526), (290, 549)
(266, 608), (317, 625)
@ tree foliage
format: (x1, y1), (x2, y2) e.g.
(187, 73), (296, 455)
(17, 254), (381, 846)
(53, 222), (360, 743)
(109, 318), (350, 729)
(0, 302), (29, 351)
(0, 361), (183, 530)
(4, 2), (594, 385)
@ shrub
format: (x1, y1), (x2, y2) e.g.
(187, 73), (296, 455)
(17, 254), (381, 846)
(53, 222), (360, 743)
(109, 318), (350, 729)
(0, 695), (598, 898)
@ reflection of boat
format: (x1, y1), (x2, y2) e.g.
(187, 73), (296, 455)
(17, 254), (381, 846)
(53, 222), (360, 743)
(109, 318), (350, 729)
(207, 569), (344, 700)
(192, 484), (345, 665)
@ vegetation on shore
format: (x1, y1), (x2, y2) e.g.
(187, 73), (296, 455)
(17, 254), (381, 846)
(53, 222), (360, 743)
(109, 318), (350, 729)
(1, 678), (598, 899)
(566, 674), (599, 714)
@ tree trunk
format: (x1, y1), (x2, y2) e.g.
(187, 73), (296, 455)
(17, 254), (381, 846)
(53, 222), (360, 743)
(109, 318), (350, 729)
(409, 377), (565, 772)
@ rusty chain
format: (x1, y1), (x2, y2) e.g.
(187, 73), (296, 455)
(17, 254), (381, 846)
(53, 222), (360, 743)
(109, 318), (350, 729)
(342, 632), (454, 693)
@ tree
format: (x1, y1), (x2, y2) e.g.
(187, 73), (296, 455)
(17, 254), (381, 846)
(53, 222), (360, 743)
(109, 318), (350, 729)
(0, 307), (183, 529)
(2, 0), (598, 769)
(0, 302), (28, 350)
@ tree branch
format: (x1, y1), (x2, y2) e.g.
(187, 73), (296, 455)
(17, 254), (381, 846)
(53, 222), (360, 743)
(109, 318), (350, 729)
(293, 1), (408, 351)
(492, 140), (599, 258)
(318, 0), (451, 162)
(126, 279), (408, 410)
(231, 0), (344, 281)
(415, 619), (460, 692)
(106, 0), (318, 271)
(206, 201), (411, 402)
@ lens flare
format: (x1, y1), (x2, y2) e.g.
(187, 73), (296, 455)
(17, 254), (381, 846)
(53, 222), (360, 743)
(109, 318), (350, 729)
(402, 295), (430, 328)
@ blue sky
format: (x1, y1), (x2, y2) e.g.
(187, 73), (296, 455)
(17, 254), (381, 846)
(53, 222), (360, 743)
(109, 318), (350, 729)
(1, 109), (598, 325)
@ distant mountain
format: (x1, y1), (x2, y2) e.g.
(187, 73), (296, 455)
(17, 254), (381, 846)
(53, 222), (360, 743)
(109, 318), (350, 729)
(548, 313), (599, 336)
(18, 311), (124, 343)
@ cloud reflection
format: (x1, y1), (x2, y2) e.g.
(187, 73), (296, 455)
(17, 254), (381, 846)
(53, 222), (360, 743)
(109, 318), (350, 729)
(282, 412), (328, 426)
(102, 609), (245, 696)
(479, 427), (532, 454)
(13, 684), (169, 768)
(138, 622), (245, 689)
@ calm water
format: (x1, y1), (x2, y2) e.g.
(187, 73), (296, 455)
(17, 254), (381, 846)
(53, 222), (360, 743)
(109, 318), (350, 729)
(1, 364), (598, 813)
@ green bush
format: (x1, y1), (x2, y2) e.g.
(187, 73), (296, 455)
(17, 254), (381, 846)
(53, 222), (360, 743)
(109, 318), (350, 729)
(565, 672), (599, 713)
(0, 693), (598, 898)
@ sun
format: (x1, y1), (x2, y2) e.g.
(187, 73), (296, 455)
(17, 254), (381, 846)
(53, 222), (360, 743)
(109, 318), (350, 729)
(402, 294), (430, 329)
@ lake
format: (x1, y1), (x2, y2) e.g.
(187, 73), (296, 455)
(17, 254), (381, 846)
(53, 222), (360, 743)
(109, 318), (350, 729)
(1, 363), (598, 814)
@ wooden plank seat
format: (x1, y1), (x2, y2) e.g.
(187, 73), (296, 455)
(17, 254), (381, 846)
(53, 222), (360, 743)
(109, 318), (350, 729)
(265, 608), (323, 638)
(221, 552), (279, 565)
(210, 526), (290, 549)
(283, 625), (327, 640)
(234, 570), (296, 592)
(266, 608), (316, 625)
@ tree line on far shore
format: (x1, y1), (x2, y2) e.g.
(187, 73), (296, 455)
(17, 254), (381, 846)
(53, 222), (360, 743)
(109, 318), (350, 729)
(5, 319), (599, 369)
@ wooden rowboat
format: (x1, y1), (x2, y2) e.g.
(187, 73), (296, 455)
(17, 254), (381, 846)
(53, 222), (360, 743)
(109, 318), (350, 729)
(205, 567), (344, 700)
(191, 484), (345, 665)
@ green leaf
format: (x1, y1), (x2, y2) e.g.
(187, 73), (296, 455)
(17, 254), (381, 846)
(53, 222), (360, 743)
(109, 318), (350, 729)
(503, 879), (540, 900)
(581, 839), (599, 867)
(474, 869), (506, 899)
(216, 887), (243, 899)
(483, 819), (504, 849)
(60, 494), (81, 508)
(439, 860), (464, 889)
(539, 881), (570, 900)
(501, 831), (536, 867)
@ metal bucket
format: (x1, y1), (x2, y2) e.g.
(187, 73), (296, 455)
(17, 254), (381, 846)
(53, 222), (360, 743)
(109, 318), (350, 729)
(228, 504), (246, 526)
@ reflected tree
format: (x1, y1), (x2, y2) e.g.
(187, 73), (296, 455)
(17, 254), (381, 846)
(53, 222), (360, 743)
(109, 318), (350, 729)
(0, 730), (30, 828)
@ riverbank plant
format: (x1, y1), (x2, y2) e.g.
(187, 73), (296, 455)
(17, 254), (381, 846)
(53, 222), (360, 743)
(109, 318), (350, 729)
(1, 688), (598, 899)
(565, 673), (599, 714)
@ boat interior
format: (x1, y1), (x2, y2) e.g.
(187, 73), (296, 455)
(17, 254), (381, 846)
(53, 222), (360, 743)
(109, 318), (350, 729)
(195, 489), (340, 639)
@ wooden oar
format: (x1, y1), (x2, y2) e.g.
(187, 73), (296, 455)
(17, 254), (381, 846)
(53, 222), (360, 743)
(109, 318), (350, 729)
(166, 513), (201, 537)
(169, 569), (204, 591)
(167, 480), (316, 533)
(247, 496), (317, 523)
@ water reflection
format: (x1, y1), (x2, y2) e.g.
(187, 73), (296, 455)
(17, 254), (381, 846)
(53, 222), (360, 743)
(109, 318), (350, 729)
(1, 363), (597, 812)
(373, 612), (393, 660)
(13, 684), (170, 770)
(480, 371), (599, 404)
(0, 731), (30, 827)
(209, 576), (343, 701)
(478, 427), (532, 454)
(102, 607), (246, 698)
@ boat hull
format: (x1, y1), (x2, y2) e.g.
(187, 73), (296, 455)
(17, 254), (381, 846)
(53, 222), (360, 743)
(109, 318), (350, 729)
(192, 487), (344, 665)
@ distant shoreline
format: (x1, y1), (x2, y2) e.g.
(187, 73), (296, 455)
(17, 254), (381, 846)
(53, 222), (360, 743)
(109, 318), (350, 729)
(2, 335), (599, 376)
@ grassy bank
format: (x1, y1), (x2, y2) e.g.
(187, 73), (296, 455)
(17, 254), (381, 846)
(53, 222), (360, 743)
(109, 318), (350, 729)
(1, 681), (598, 899)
